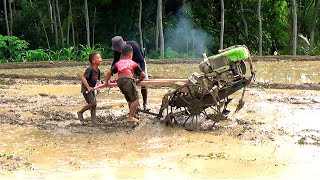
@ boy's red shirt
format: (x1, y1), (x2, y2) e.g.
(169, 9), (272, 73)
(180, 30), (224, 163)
(113, 59), (138, 78)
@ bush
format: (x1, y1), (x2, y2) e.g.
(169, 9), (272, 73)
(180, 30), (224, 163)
(0, 35), (29, 62)
(25, 49), (50, 62)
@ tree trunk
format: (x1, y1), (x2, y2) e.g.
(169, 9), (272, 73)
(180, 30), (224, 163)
(240, 2), (248, 38)
(56, 0), (64, 48)
(71, 19), (76, 46)
(139, 0), (144, 51)
(9, 0), (12, 35)
(67, 0), (71, 45)
(158, 0), (164, 58)
(40, 15), (51, 49)
(309, 0), (320, 54)
(4, 0), (10, 36)
(48, 0), (53, 33)
(292, 0), (297, 55)
(219, 0), (224, 50)
(67, 0), (75, 46)
(258, 0), (262, 55)
(92, 7), (96, 46)
(75, 16), (79, 45)
(84, 0), (90, 47)
(192, 29), (195, 54)
(155, 3), (159, 52)
(52, 0), (59, 48)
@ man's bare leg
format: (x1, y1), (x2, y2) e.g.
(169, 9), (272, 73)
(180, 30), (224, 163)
(141, 88), (150, 111)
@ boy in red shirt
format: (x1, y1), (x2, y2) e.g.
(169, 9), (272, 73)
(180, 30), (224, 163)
(104, 45), (146, 124)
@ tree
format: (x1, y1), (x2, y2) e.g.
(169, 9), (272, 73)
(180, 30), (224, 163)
(48, 0), (53, 33)
(92, 7), (97, 46)
(240, 2), (248, 38)
(51, 0), (59, 47)
(292, 0), (297, 55)
(258, 0), (262, 55)
(84, 0), (90, 47)
(9, 0), (12, 35)
(29, 1), (51, 49)
(155, 3), (159, 52)
(55, 0), (64, 48)
(0, 0), (318, 56)
(3, 0), (10, 36)
(158, 0), (164, 58)
(219, 0), (224, 50)
(67, 0), (75, 46)
(139, 0), (143, 50)
(310, 0), (320, 54)
(266, 0), (289, 55)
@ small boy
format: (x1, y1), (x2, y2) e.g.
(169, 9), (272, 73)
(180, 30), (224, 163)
(104, 45), (146, 124)
(77, 52), (103, 125)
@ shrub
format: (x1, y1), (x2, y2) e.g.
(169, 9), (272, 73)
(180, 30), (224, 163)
(0, 35), (29, 62)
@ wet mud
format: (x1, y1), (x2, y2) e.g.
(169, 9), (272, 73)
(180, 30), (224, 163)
(0, 59), (320, 179)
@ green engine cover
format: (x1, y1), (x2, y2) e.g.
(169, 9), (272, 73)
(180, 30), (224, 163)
(204, 45), (250, 74)
(210, 45), (250, 62)
(219, 45), (250, 62)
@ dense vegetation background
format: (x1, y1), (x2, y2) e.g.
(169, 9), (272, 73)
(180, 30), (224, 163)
(0, 0), (319, 62)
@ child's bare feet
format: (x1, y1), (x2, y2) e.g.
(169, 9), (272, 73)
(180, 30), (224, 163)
(128, 116), (140, 124)
(129, 117), (141, 129)
(77, 112), (85, 122)
(91, 119), (100, 126)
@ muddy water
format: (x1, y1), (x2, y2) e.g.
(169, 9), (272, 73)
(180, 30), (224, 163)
(1, 61), (320, 84)
(1, 61), (320, 179)
(0, 120), (311, 179)
(1, 84), (320, 179)
(252, 61), (320, 84)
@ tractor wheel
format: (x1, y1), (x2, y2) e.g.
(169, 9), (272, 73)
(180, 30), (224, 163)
(164, 83), (227, 131)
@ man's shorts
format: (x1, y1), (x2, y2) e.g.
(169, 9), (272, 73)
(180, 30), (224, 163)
(135, 61), (148, 90)
(135, 60), (149, 80)
(117, 78), (138, 102)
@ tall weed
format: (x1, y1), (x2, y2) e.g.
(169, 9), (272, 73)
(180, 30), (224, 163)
(78, 44), (104, 61)
(61, 46), (77, 61)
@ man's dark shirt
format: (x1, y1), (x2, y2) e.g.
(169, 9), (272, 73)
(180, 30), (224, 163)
(111, 41), (145, 71)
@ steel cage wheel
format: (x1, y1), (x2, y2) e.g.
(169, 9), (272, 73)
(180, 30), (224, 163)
(165, 83), (226, 130)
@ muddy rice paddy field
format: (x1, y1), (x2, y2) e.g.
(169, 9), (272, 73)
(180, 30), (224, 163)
(0, 57), (320, 179)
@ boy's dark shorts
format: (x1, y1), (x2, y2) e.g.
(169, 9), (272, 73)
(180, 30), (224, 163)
(117, 78), (138, 102)
(82, 92), (96, 103)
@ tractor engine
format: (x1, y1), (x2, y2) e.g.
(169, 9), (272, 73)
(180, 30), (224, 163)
(198, 45), (250, 87)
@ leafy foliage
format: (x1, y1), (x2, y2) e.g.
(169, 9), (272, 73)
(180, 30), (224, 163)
(24, 49), (50, 62)
(1, 0), (320, 60)
(0, 35), (29, 62)
(77, 44), (105, 61)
